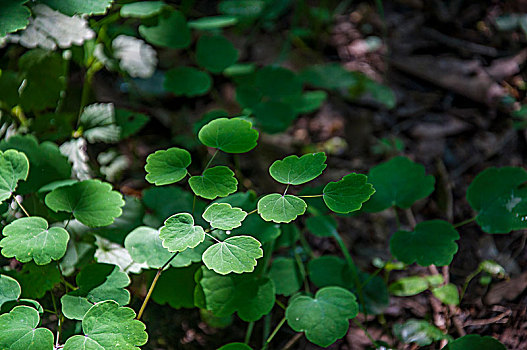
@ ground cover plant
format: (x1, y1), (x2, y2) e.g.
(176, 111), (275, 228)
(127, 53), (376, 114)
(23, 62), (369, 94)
(0, 0), (525, 349)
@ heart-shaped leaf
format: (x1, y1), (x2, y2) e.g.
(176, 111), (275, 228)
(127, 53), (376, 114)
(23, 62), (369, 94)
(363, 156), (435, 212)
(196, 35), (238, 73)
(202, 236), (263, 274)
(41, 0), (113, 15)
(159, 213), (206, 253)
(189, 166), (238, 200)
(202, 203), (247, 230)
(252, 100), (297, 134)
(164, 66), (212, 97)
(60, 295), (94, 321)
(257, 194), (307, 223)
(0, 306), (54, 349)
(285, 286), (359, 347)
(393, 319), (450, 346)
(323, 173), (375, 213)
(139, 10), (191, 49)
(145, 147), (191, 185)
(269, 152), (327, 185)
(390, 220), (459, 266)
(0, 149), (29, 204)
(466, 167), (527, 233)
(196, 267), (275, 321)
(255, 66), (302, 100)
(444, 335), (506, 350)
(0, 0), (30, 37)
(45, 179), (125, 227)
(125, 226), (174, 269)
(63, 301), (148, 350)
(120, 1), (165, 18)
(198, 117), (259, 153)
(151, 264), (200, 309)
(0, 217), (69, 265)
(269, 257), (303, 296)
(0, 275), (21, 308)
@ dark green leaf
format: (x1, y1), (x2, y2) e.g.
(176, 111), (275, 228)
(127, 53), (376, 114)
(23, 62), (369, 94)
(139, 10), (191, 49)
(151, 264), (200, 309)
(0, 275), (21, 308)
(269, 257), (303, 296)
(120, 1), (165, 18)
(269, 152), (327, 185)
(323, 173), (375, 213)
(0, 0), (30, 37)
(196, 35), (238, 73)
(164, 66), (212, 97)
(189, 166), (238, 200)
(198, 117), (259, 153)
(444, 335), (506, 350)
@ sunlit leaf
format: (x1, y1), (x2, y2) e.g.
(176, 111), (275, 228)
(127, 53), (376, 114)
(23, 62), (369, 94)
(393, 319), (450, 346)
(0, 306), (54, 349)
(0, 149), (29, 204)
(431, 283), (459, 306)
(202, 236), (263, 274)
(258, 194), (306, 223)
(159, 213), (206, 253)
(202, 203), (247, 230)
(198, 117), (259, 153)
(0, 275), (21, 308)
(120, 1), (165, 18)
(323, 173), (375, 213)
(112, 35), (157, 79)
(269, 152), (327, 185)
(145, 147), (191, 185)
(189, 166), (238, 200)
(0, 0), (30, 37)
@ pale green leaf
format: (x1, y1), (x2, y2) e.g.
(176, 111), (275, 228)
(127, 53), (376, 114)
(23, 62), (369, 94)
(0, 149), (29, 204)
(120, 1), (165, 18)
(269, 152), (327, 185)
(0, 306), (54, 349)
(202, 203), (247, 230)
(189, 166), (238, 200)
(431, 283), (459, 306)
(188, 16), (238, 30)
(159, 213), (206, 253)
(41, 0), (114, 15)
(257, 194), (306, 223)
(145, 147), (191, 185)
(0, 274), (21, 308)
(202, 236), (263, 274)
(388, 276), (429, 296)
(393, 319), (450, 346)
(198, 117), (259, 153)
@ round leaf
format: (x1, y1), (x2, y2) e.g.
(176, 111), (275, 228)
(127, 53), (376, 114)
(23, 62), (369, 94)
(269, 152), (327, 185)
(444, 335), (506, 350)
(323, 173), (375, 213)
(257, 194), (307, 223)
(269, 257), (303, 296)
(189, 166), (238, 200)
(363, 156), (435, 212)
(0, 274), (21, 308)
(63, 301), (148, 350)
(45, 179), (125, 227)
(0, 217), (69, 265)
(0, 306), (54, 349)
(145, 147), (191, 185)
(286, 286), (359, 347)
(196, 35), (238, 73)
(159, 213), (206, 252)
(202, 203), (247, 230)
(252, 100), (297, 134)
(466, 167), (527, 233)
(0, 149), (29, 204)
(198, 117), (259, 153)
(164, 66), (212, 97)
(255, 66), (302, 100)
(120, 1), (165, 18)
(139, 10), (191, 49)
(202, 236), (263, 274)
(74, 263), (130, 305)
(60, 295), (93, 321)
(196, 267), (275, 321)
(390, 220), (459, 266)
(125, 226), (173, 268)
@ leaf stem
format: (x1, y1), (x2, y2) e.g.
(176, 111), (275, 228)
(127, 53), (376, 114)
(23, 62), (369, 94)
(460, 266), (482, 301)
(297, 194), (323, 198)
(453, 216), (476, 228)
(13, 196), (30, 217)
(205, 231), (221, 243)
(244, 321), (255, 344)
(262, 317), (287, 350)
(275, 300), (286, 310)
(353, 319), (380, 348)
(203, 149), (219, 172)
(393, 207), (400, 230)
(405, 208), (417, 229)
(283, 184), (290, 196)
(247, 208), (258, 216)
(137, 252), (179, 320)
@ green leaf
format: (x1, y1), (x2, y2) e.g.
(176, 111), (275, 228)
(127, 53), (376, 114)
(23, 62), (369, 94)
(79, 103), (120, 143)
(171, 241), (212, 267)
(432, 283), (459, 306)
(95, 195), (145, 244)
(305, 215), (337, 237)
(444, 335), (506, 350)
(269, 152), (327, 185)
(0, 135), (71, 194)
(0, 217), (69, 265)
(189, 166), (238, 200)
(139, 10), (191, 49)
(258, 194), (307, 223)
(164, 66), (212, 97)
(196, 267), (275, 321)
(143, 186), (206, 226)
(0, 149), (29, 204)
(0, 306), (54, 349)
(218, 0), (265, 19)
(4, 262), (60, 299)
(120, 1), (165, 18)
(202, 236), (263, 274)
(0, 275), (21, 308)
(45, 179), (125, 227)
(63, 301), (148, 350)
(125, 226), (174, 269)
(114, 109), (150, 139)
(252, 100), (297, 134)
(390, 220), (459, 266)
(323, 173), (375, 213)
(299, 63), (360, 90)
(363, 156), (435, 212)
(255, 66), (302, 100)
(41, 0), (113, 15)
(393, 319), (450, 346)
(269, 257), (303, 296)
(286, 287), (359, 347)
(145, 147), (191, 185)
(188, 16), (238, 30)
(60, 295), (93, 321)
(198, 117), (259, 153)
(285, 90), (327, 114)
(232, 213), (280, 243)
(388, 276), (429, 296)
(218, 343), (252, 350)
(18, 49), (65, 112)
(202, 203), (247, 230)
(466, 167), (527, 233)
(196, 35), (238, 73)
(159, 213), (206, 252)
(151, 264), (200, 309)
(0, 0), (30, 36)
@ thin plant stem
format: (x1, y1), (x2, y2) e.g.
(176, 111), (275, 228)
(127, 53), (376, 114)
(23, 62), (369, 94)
(283, 184), (290, 196)
(14, 196), (29, 217)
(137, 252), (179, 320)
(205, 231), (221, 243)
(393, 207), (400, 230)
(275, 300), (286, 310)
(461, 267), (482, 301)
(353, 319), (380, 347)
(247, 208), (258, 216)
(63, 213), (74, 230)
(298, 232), (314, 259)
(359, 258), (394, 290)
(454, 216), (476, 228)
(192, 195), (196, 215)
(293, 248), (309, 293)
(244, 321), (255, 344)
(203, 149), (219, 172)
(262, 317), (287, 350)
(405, 208), (417, 228)
(262, 314), (272, 349)
(297, 194), (323, 198)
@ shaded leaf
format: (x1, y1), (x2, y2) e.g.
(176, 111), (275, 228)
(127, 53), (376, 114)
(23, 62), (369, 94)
(323, 173), (375, 213)
(444, 335), (506, 350)
(164, 66), (212, 97)
(0, 149), (29, 204)
(0, 0), (30, 37)
(120, 1), (165, 18)
(113, 35), (157, 79)
(188, 16), (238, 30)
(125, 226), (173, 269)
(393, 319), (450, 346)
(252, 100), (297, 134)
(4, 262), (60, 299)
(269, 257), (303, 296)
(80, 103), (120, 144)
(151, 264), (200, 309)
(196, 35), (238, 73)
(139, 10), (191, 49)
(0, 306), (54, 349)
(305, 215), (337, 238)
(41, 0), (113, 15)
